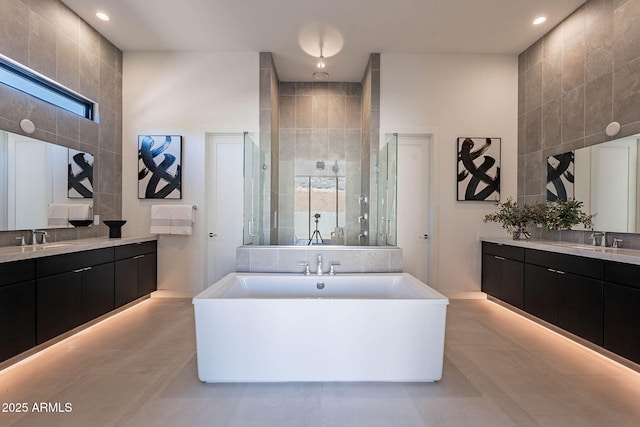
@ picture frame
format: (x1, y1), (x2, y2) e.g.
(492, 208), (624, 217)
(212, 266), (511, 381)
(546, 151), (575, 202)
(456, 137), (501, 201)
(68, 149), (94, 199)
(138, 135), (182, 199)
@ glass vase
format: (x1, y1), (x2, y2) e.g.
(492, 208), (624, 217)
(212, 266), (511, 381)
(512, 225), (531, 240)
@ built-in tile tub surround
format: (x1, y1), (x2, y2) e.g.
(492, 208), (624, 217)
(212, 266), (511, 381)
(236, 246), (402, 274)
(481, 236), (640, 265)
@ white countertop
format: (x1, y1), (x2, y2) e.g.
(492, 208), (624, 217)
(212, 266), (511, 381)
(0, 235), (158, 264)
(481, 236), (640, 266)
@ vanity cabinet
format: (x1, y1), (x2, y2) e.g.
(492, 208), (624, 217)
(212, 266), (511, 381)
(481, 242), (524, 309)
(0, 260), (36, 361)
(603, 262), (640, 364)
(524, 249), (604, 345)
(36, 248), (115, 344)
(114, 241), (157, 307)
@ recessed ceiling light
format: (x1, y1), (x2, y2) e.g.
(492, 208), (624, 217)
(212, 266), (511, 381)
(533, 16), (547, 25)
(96, 11), (110, 21)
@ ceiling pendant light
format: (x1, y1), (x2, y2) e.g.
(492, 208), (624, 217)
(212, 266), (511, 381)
(313, 51), (329, 80)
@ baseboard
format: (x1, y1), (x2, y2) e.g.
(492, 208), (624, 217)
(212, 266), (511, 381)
(151, 289), (198, 299)
(439, 290), (487, 300)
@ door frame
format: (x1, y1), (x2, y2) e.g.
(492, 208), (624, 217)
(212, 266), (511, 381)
(204, 132), (245, 288)
(396, 132), (437, 286)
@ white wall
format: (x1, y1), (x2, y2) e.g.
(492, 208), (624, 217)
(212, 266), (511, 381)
(381, 53), (518, 293)
(123, 52), (259, 294)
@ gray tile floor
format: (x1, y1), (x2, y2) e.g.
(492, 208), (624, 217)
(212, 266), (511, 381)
(2, 298), (640, 426)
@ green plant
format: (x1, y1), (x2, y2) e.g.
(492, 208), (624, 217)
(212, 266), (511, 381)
(483, 197), (595, 232)
(543, 199), (594, 231)
(483, 198), (545, 231)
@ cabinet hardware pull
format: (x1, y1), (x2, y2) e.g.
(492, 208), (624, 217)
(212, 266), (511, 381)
(83, 267), (92, 272)
(73, 268), (84, 273)
(134, 255), (145, 259)
(556, 270), (565, 275)
(548, 268), (556, 273)
(494, 256), (506, 260)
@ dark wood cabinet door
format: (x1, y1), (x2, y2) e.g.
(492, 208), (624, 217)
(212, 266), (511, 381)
(37, 271), (82, 344)
(137, 253), (157, 297)
(557, 273), (603, 345)
(81, 263), (115, 323)
(604, 282), (640, 365)
(482, 253), (502, 298)
(115, 258), (138, 308)
(0, 280), (36, 361)
(524, 264), (558, 325)
(501, 258), (524, 309)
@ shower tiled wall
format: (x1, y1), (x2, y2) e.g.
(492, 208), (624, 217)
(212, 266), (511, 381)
(518, 0), (640, 247)
(278, 81), (363, 245)
(259, 53), (279, 244)
(0, 0), (122, 246)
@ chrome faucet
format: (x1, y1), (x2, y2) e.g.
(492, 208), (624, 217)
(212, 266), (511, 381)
(32, 230), (48, 244)
(590, 232), (603, 246)
(316, 255), (323, 276)
(298, 262), (310, 275)
(601, 231), (609, 247)
(613, 238), (623, 249)
(16, 236), (25, 246)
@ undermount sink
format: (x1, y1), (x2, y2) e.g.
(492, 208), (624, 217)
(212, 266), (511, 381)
(40, 243), (73, 249)
(566, 244), (615, 252)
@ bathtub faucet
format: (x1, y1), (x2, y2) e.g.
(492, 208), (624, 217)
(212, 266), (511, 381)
(316, 255), (324, 276)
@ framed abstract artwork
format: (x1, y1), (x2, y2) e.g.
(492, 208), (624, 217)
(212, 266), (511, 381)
(456, 137), (501, 201)
(138, 135), (182, 199)
(68, 149), (94, 199)
(546, 151), (574, 202)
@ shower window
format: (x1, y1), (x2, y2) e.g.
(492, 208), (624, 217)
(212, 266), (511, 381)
(294, 176), (345, 245)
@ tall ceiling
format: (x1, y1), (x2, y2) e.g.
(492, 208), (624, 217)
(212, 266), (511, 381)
(61, 0), (586, 82)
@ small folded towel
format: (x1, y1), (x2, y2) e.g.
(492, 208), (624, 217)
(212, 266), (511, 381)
(68, 204), (91, 220)
(150, 205), (172, 234)
(170, 204), (193, 235)
(48, 204), (69, 226)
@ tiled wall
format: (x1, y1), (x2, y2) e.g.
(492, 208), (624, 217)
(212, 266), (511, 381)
(237, 246), (402, 274)
(259, 52), (279, 244)
(518, 0), (640, 247)
(278, 81), (363, 245)
(361, 54), (381, 245)
(0, 0), (122, 245)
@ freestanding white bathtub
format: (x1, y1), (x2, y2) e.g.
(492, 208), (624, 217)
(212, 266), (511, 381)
(192, 272), (449, 383)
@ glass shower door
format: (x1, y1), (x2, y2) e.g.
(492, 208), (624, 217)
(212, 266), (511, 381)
(243, 133), (261, 245)
(377, 134), (398, 246)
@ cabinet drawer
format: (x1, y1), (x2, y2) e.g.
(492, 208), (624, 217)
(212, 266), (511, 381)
(114, 241), (157, 261)
(0, 259), (35, 287)
(605, 262), (640, 289)
(482, 242), (524, 261)
(525, 249), (604, 280)
(36, 248), (114, 278)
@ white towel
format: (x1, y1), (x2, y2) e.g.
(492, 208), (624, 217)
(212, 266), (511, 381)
(48, 204), (69, 226)
(68, 204), (91, 220)
(170, 205), (194, 235)
(150, 205), (172, 234)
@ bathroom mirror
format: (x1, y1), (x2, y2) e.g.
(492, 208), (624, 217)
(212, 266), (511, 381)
(546, 133), (640, 232)
(0, 130), (94, 231)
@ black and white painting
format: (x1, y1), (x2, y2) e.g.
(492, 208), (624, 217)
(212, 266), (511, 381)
(457, 137), (501, 201)
(68, 149), (94, 199)
(138, 135), (182, 199)
(546, 151), (574, 202)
